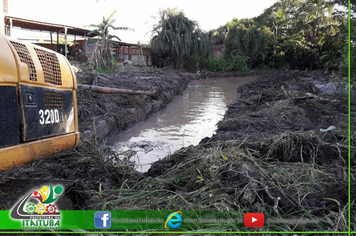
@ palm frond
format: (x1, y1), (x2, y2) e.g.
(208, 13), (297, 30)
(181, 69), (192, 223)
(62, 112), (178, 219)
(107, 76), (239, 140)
(109, 25), (135, 31)
(108, 35), (122, 41)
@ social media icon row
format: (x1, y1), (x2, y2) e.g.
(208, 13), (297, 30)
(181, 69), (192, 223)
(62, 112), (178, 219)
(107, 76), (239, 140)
(93, 211), (265, 229)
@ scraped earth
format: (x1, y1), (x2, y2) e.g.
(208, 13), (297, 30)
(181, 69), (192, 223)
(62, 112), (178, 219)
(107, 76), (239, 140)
(0, 69), (353, 231)
(76, 67), (193, 141)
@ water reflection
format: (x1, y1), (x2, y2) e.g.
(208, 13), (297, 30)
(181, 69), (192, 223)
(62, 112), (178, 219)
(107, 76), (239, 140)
(107, 76), (257, 172)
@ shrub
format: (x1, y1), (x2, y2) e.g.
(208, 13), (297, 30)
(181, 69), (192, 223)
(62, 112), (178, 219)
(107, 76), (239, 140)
(206, 56), (228, 72)
(225, 50), (249, 72)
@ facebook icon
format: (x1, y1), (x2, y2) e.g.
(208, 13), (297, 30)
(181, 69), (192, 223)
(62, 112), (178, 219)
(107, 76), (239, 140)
(94, 211), (112, 229)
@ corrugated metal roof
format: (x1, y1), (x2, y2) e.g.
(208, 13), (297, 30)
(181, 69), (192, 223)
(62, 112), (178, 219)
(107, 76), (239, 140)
(4, 16), (97, 37)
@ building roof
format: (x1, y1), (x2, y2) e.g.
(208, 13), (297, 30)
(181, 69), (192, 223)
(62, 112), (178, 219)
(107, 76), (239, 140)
(4, 16), (97, 37)
(86, 38), (140, 47)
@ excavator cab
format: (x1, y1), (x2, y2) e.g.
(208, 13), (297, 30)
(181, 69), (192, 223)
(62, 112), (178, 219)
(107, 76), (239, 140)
(0, 35), (80, 172)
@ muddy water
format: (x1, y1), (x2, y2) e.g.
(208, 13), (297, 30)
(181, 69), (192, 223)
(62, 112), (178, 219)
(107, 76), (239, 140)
(107, 76), (257, 172)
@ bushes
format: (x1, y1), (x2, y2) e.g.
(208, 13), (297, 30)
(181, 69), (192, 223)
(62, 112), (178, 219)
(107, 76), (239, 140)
(205, 57), (228, 72)
(205, 50), (249, 72)
(224, 50), (249, 72)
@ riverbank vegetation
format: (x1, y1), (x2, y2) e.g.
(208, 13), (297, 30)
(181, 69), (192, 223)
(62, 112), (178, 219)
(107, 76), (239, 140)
(151, 0), (353, 81)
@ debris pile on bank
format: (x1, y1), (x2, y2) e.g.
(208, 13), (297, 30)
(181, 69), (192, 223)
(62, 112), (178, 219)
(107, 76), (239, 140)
(76, 67), (192, 140)
(83, 71), (350, 231)
(0, 70), (352, 232)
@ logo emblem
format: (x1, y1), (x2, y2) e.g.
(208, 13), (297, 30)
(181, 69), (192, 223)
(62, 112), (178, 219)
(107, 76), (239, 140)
(11, 184), (64, 229)
(244, 213), (264, 227)
(94, 211), (112, 229)
(165, 211), (182, 229)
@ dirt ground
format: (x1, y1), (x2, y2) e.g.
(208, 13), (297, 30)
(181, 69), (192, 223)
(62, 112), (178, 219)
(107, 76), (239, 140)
(0, 67), (192, 210)
(0, 69), (353, 232)
(146, 71), (352, 231)
(76, 67), (193, 141)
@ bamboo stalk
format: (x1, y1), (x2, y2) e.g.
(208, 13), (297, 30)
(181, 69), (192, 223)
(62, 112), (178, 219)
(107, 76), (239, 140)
(78, 84), (157, 96)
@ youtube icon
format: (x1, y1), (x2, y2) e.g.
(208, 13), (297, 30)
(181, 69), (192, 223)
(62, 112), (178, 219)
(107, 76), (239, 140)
(244, 213), (264, 227)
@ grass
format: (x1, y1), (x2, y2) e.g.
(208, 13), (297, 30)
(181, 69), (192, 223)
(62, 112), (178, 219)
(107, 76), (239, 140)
(0, 70), (350, 233)
(64, 138), (347, 232)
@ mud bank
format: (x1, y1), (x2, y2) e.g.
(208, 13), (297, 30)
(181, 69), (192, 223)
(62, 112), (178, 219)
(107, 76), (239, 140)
(145, 71), (352, 231)
(0, 67), (193, 210)
(0, 70), (352, 232)
(76, 67), (194, 141)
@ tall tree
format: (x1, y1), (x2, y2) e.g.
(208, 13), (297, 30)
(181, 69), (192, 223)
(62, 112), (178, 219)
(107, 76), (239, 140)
(210, 25), (228, 45)
(255, 0), (303, 68)
(295, 0), (340, 69)
(150, 8), (212, 70)
(225, 19), (271, 69)
(209, 0), (346, 72)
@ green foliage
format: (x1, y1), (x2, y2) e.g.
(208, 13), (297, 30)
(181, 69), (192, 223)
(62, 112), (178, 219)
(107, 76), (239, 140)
(224, 50), (249, 72)
(225, 19), (271, 69)
(86, 10), (134, 70)
(206, 56), (228, 72)
(95, 66), (110, 74)
(150, 8), (212, 70)
(205, 50), (248, 72)
(92, 58), (122, 74)
(208, 0), (347, 73)
(347, 47), (356, 84)
(209, 25), (228, 45)
(340, 18), (356, 83)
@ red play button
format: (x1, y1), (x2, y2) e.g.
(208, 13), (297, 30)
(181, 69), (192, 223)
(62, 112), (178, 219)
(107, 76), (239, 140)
(244, 213), (264, 227)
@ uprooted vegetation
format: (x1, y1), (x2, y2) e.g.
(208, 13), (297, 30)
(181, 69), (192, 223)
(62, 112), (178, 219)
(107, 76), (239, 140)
(142, 71), (351, 231)
(0, 70), (352, 232)
(75, 72), (351, 231)
(75, 67), (192, 140)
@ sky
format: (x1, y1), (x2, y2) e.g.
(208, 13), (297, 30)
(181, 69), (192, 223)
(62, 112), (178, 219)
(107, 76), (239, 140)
(1, 0), (279, 44)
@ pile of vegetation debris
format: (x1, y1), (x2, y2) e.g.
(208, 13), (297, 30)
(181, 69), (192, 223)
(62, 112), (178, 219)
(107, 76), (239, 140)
(76, 67), (194, 141)
(0, 70), (352, 232)
(144, 71), (351, 231)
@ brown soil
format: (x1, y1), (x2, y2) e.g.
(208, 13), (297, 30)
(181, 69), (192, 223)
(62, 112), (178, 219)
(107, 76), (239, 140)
(146, 71), (352, 231)
(0, 67), (193, 210)
(76, 67), (194, 141)
(0, 69), (353, 231)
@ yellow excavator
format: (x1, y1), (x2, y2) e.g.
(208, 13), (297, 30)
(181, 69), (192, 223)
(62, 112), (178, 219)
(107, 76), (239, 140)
(0, 35), (80, 172)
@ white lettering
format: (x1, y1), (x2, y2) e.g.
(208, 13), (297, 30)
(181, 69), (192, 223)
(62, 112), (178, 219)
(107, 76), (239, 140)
(39, 109), (60, 125)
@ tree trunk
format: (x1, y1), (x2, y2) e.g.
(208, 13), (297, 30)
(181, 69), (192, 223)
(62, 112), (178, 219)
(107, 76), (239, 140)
(78, 84), (157, 96)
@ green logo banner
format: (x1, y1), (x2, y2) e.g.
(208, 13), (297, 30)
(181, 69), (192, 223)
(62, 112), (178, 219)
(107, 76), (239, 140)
(0, 210), (321, 231)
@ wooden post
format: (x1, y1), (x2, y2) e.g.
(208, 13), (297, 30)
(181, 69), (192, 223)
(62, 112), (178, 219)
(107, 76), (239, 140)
(7, 18), (11, 36)
(50, 32), (53, 44)
(64, 27), (68, 58)
(123, 45), (125, 61)
(83, 32), (86, 54)
(56, 31), (59, 52)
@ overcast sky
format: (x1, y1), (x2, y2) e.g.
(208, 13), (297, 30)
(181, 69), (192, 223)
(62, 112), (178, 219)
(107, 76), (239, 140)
(1, 0), (278, 44)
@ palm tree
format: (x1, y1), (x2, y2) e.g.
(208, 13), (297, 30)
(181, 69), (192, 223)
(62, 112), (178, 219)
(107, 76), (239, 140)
(225, 19), (270, 69)
(295, 0), (339, 69)
(150, 8), (212, 70)
(86, 10), (134, 70)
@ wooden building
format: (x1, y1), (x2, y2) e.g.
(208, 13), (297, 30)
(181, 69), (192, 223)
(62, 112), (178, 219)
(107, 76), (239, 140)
(4, 16), (97, 58)
(4, 16), (152, 66)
